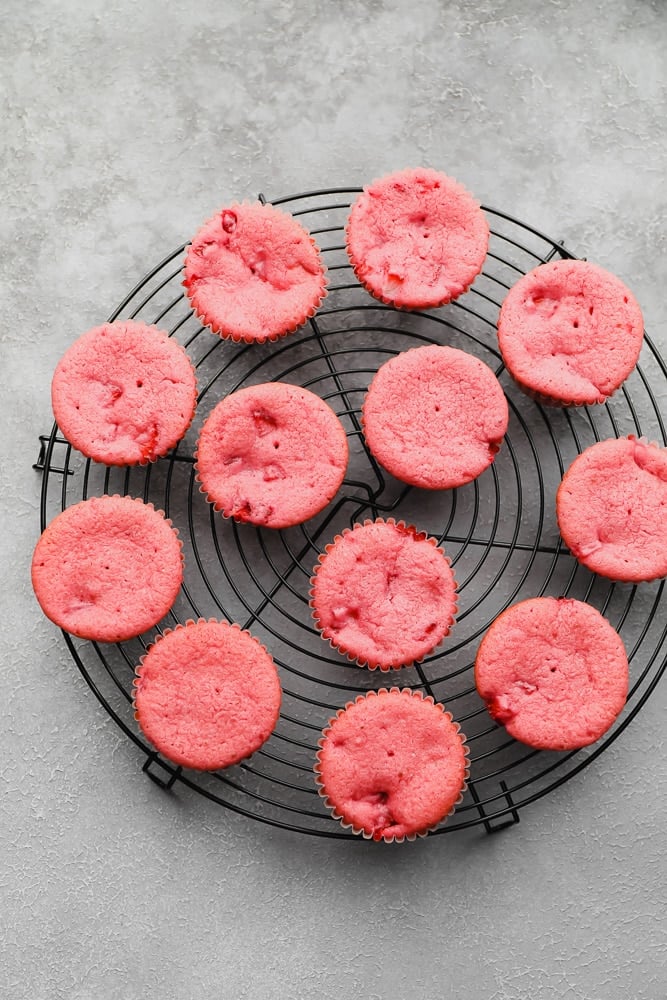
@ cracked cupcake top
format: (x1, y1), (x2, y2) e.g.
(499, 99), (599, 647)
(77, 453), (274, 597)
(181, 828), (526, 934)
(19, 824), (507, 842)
(183, 201), (327, 343)
(310, 519), (457, 670)
(195, 382), (349, 529)
(497, 258), (644, 405)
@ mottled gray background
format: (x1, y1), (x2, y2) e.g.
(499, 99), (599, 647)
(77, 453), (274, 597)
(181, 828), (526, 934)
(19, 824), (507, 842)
(3, 1), (667, 997)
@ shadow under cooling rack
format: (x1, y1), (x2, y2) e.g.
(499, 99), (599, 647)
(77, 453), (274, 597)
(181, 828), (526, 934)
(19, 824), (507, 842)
(36, 188), (667, 838)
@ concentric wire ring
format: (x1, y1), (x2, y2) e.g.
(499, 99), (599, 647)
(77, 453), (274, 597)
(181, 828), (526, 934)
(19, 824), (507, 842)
(37, 188), (667, 837)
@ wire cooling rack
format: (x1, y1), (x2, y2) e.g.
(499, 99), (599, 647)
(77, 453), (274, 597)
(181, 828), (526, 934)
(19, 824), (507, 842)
(36, 188), (667, 837)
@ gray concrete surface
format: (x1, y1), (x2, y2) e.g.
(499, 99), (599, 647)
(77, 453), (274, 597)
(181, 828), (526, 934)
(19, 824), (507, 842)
(3, 1), (667, 997)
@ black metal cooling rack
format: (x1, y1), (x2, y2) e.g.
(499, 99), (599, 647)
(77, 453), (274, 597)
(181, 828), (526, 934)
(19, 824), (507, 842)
(36, 188), (667, 838)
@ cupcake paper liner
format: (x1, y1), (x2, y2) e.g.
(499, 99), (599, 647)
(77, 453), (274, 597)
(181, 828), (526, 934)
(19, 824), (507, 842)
(502, 367), (611, 408)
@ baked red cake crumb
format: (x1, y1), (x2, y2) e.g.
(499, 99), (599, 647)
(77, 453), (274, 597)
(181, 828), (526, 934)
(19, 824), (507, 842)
(310, 519), (457, 670)
(497, 259), (644, 406)
(195, 381), (349, 529)
(51, 320), (197, 465)
(345, 167), (489, 309)
(31, 494), (183, 643)
(362, 344), (509, 489)
(556, 435), (667, 581)
(474, 597), (629, 750)
(134, 619), (282, 771)
(183, 201), (327, 343)
(315, 688), (468, 842)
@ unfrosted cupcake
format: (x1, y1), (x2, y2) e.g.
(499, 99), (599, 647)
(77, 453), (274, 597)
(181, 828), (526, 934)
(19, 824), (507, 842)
(362, 344), (509, 489)
(345, 167), (489, 309)
(51, 320), (198, 465)
(315, 688), (469, 842)
(183, 201), (327, 343)
(134, 619), (282, 771)
(31, 494), (183, 643)
(310, 519), (457, 670)
(195, 382), (349, 529)
(556, 435), (667, 582)
(497, 259), (644, 406)
(474, 597), (629, 750)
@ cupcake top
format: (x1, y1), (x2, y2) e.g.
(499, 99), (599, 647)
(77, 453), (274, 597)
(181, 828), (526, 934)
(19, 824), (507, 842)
(315, 688), (469, 842)
(195, 382), (349, 529)
(31, 494), (183, 643)
(134, 619), (282, 771)
(474, 597), (629, 750)
(310, 519), (457, 670)
(345, 167), (489, 309)
(556, 435), (667, 582)
(497, 258), (644, 406)
(183, 201), (327, 343)
(362, 344), (509, 489)
(51, 320), (198, 466)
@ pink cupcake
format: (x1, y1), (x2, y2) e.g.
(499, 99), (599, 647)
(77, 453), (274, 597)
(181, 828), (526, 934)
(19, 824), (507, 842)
(183, 201), (327, 343)
(315, 688), (469, 842)
(310, 518), (457, 670)
(51, 320), (198, 466)
(362, 344), (509, 489)
(345, 167), (489, 309)
(31, 494), (183, 643)
(134, 619), (282, 771)
(195, 382), (349, 529)
(556, 435), (667, 582)
(497, 259), (644, 406)
(474, 597), (629, 750)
